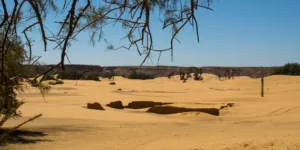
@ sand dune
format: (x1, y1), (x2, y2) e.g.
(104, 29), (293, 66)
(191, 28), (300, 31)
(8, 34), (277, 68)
(2, 74), (300, 150)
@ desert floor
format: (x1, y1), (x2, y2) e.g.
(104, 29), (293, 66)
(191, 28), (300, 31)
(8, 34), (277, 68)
(2, 74), (300, 150)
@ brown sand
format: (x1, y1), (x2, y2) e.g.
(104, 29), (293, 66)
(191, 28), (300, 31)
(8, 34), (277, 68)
(2, 74), (300, 150)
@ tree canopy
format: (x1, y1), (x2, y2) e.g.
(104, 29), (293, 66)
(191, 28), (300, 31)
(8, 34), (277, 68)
(1, 0), (214, 72)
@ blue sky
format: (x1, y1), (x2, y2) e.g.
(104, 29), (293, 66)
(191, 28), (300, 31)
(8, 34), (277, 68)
(24, 0), (300, 66)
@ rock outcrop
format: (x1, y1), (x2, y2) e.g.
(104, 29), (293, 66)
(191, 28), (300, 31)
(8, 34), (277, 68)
(106, 101), (124, 109)
(87, 102), (104, 110)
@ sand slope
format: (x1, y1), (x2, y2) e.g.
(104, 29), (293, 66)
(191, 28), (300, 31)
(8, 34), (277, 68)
(2, 74), (300, 150)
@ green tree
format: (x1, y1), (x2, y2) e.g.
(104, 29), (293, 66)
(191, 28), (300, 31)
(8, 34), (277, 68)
(0, 36), (26, 128)
(272, 63), (300, 76)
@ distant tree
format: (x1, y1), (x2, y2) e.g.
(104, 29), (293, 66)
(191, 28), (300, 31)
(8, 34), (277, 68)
(186, 72), (192, 79)
(272, 63), (300, 75)
(217, 73), (221, 80)
(167, 72), (175, 79)
(0, 35), (33, 130)
(179, 71), (186, 80)
(127, 71), (155, 80)
(193, 68), (203, 81)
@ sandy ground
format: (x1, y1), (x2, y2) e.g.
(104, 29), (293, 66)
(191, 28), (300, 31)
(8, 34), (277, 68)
(2, 74), (300, 150)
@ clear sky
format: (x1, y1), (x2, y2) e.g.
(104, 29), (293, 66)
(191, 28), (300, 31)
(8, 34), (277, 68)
(29, 0), (300, 66)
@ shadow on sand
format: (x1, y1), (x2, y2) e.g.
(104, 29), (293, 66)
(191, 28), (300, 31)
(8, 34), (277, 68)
(0, 129), (52, 145)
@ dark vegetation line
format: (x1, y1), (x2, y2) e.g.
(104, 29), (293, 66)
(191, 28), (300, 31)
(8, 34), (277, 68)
(23, 64), (297, 80)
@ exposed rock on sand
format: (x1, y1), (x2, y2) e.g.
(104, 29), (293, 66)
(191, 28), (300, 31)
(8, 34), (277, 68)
(109, 82), (116, 85)
(126, 101), (172, 109)
(147, 105), (220, 116)
(220, 103), (234, 109)
(87, 102), (104, 110)
(106, 101), (124, 109)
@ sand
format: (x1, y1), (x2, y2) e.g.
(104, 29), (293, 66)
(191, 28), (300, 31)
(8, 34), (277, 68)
(2, 74), (300, 150)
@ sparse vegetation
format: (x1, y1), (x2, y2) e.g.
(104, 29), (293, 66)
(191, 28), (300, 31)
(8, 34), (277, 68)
(127, 71), (155, 80)
(43, 74), (56, 81)
(193, 68), (203, 81)
(55, 80), (64, 85)
(101, 71), (115, 79)
(57, 69), (78, 80)
(48, 81), (56, 85)
(82, 72), (100, 81)
(167, 72), (175, 79)
(272, 63), (300, 75)
(57, 70), (100, 81)
(179, 71), (186, 80)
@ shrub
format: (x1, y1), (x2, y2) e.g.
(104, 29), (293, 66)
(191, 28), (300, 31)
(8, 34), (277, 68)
(82, 72), (100, 81)
(55, 80), (64, 84)
(48, 81), (56, 85)
(194, 72), (203, 81)
(48, 80), (63, 85)
(100, 71), (115, 78)
(57, 69), (78, 80)
(127, 71), (155, 80)
(44, 74), (56, 80)
(57, 70), (101, 81)
(179, 71), (185, 80)
(272, 63), (300, 75)
(1, 36), (27, 129)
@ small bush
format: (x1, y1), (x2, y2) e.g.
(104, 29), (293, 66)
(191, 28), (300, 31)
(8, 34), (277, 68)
(43, 74), (56, 80)
(127, 72), (155, 80)
(57, 69), (78, 80)
(55, 80), (64, 84)
(101, 72), (115, 78)
(272, 63), (300, 75)
(179, 72), (185, 80)
(193, 72), (203, 81)
(82, 72), (100, 81)
(48, 81), (56, 85)
(58, 70), (101, 81)
(48, 80), (64, 85)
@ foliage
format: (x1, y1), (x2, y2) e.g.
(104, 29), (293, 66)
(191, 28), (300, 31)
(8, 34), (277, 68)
(179, 71), (185, 80)
(127, 71), (155, 80)
(2, 37), (26, 78)
(82, 72), (100, 81)
(272, 63), (300, 75)
(167, 72), (175, 79)
(100, 71), (115, 79)
(48, 81), (56, 85)
(55, 80), (64, 84)
(44, 74), (56, 80)
(193, 68), (203, 81)
(57, 69), (100, 81)
(0, 36), (26, 127)
(48, 80), (64, 85)
(193, 72), (203, 81)
(57, 69), (78, 80)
